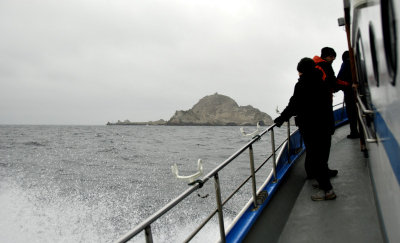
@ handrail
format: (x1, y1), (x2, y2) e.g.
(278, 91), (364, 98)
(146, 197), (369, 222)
(116, 183), (201, 243)
(184, 140), (286, 243)
(356, 93), (374, 115)
(202, 123), (276, 184)
(115, 123), (287, 243)
(355, 91), (377, 143)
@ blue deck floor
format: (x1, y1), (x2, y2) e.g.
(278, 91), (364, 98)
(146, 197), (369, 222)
(243, 124), (384, 243)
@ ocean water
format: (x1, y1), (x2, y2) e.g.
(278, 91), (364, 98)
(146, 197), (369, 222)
(0, 125), (288, 243)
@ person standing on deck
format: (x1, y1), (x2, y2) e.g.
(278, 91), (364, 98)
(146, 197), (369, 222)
(312, 47), (339, 178)
(274, 57), (336, 201)
(313, 47), (339, 94)
(337, 50), (360, 139)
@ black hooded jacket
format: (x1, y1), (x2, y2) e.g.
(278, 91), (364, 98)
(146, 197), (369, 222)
(277, 69), (335, 135)
(337, 59), (352, 83)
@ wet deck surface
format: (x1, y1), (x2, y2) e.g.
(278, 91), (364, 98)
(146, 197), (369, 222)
(244, 125), (384, 243)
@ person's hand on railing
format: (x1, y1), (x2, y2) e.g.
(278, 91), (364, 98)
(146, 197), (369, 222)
(273, 116), (285, 127)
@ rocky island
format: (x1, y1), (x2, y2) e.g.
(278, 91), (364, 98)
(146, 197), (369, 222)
(107, 93), (273, 126)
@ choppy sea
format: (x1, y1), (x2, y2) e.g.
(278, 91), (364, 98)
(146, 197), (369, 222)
(0, 125), (288, 242)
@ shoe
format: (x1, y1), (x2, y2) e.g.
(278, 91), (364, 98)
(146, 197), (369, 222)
(311, 190), (337, 201)
(328, 169), (338, 178)
(347, 133), (360, 139)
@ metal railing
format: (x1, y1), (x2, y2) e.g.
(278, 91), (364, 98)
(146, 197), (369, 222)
(355, 91), (377, 143)
(116, 122), (293, 243)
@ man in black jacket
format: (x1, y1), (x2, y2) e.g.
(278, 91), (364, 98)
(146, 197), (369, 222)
(337, 51), (360, 138)
(313, 47), (338, 92)
(274, 58), (336, 201)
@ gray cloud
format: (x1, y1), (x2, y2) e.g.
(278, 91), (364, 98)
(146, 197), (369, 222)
(0, 0), (347, 125)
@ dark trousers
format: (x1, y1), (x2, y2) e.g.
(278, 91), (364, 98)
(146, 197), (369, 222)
(302, 130), (333, 191)
(344, 87), (359, 135)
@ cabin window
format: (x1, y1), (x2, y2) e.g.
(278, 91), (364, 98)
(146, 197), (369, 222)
(369, 24), (380, 87)
(381, 0), (397, 85)
(356, 35), (368, 87)
(356, 34), (373, 111)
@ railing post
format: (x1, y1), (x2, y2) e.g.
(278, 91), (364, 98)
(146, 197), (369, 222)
(270, 128), (278, 182)
(145, 225), (153, 243)
(248, 145), (258, 208)
(287, 121), (291, 164)
(214, 173), (226, 243)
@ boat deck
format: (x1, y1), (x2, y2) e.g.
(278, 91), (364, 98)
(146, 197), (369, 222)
(243, 124), (384, 243)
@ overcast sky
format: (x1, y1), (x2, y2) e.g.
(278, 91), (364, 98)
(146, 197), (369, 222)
(0, 0), (348, 125)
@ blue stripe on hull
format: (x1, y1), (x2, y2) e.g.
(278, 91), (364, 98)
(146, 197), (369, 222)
(375, 111), (400, 186)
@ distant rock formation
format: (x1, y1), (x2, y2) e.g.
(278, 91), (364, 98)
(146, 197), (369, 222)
(167, 93), (272, 126)
(107, 119), (166, 126)
(107, 93), (273, 126)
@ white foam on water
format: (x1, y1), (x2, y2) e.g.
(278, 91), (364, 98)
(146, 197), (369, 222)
(147, 218), (225, 243)
(0, 179), (227, 242)
(0, 125), (286, 242)
(0, 180), (137, 243)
